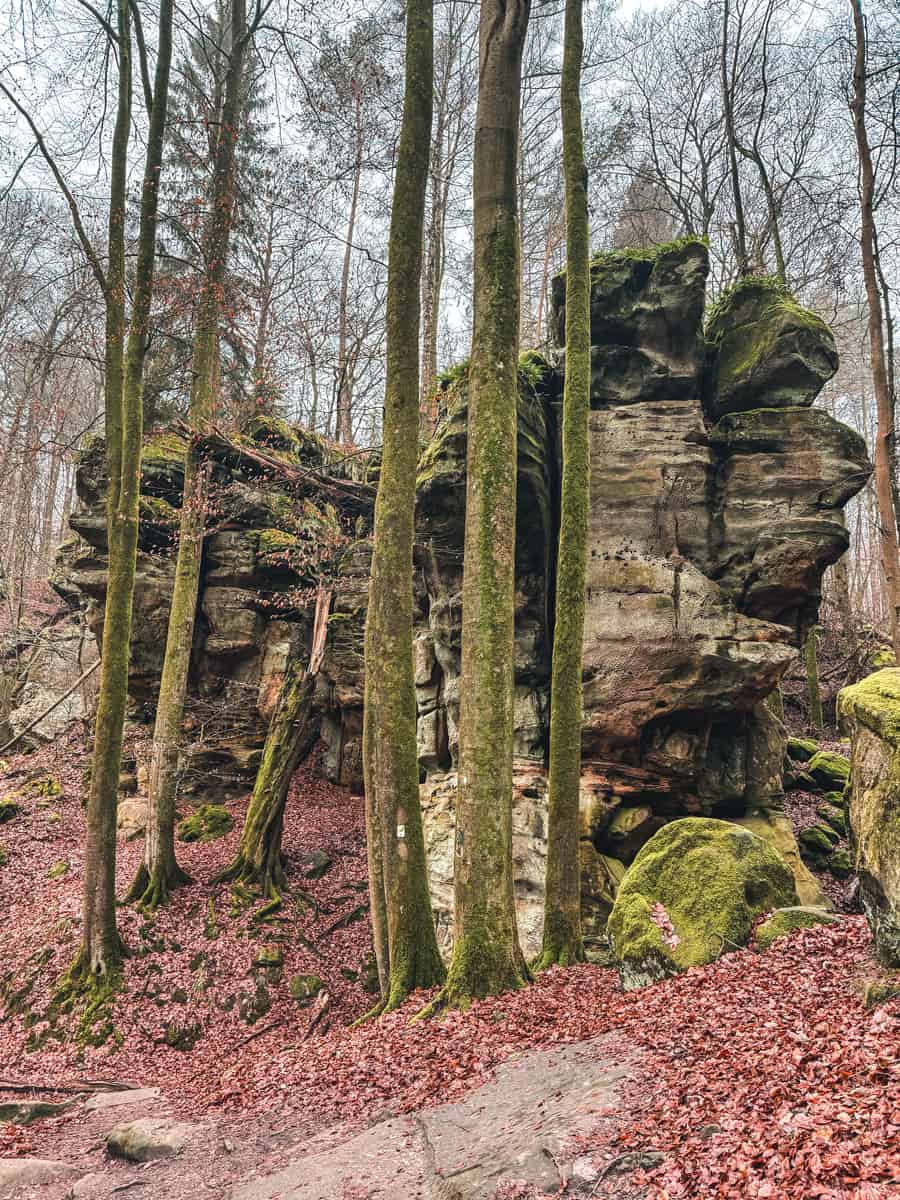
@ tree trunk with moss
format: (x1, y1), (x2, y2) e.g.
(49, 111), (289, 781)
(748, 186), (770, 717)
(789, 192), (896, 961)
(363, 0), (445, 1013)
(850, 0), (900, 660)
(536, 0), (589, 971)
(129, 0), (251, 910)
(75, 0), (133, 982)
(805, 626), (824, 733)
(218, 588), (330, 910)
(430, 0), (532, 1012)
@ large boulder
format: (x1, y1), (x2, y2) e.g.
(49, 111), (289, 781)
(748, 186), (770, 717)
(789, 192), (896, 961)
(704, 276), (838, 419)
(838, 669), (900, 964)
(608, 817), (798, 989)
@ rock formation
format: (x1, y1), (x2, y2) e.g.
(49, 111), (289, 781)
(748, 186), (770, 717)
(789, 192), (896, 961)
(54, 239), (869, 958)
(839, 669), (900, 965)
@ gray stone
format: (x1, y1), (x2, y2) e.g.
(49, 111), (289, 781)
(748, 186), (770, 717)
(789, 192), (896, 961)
(0, 1158), (81, 1188)
(84, 1086), (160, 1112)
(105, 1117), (193, 1162)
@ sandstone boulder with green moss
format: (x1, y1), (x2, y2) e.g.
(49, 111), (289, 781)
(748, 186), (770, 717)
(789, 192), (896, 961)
(705, 276), (838, 418)
(608, 817), (798, 989)
(838, 669), (900, 964)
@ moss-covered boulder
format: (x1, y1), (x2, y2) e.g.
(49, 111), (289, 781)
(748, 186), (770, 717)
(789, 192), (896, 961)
(289, 973), (323, 1006)
(608, 817), (798, 989)
(176, 804), (233, 843)
(798, 823), (839, 869)
(755, 906), (840, 951)
(733, 809), (827, 908)
(807, 751), (850, 792)
(705, 276), (838, 419)
(817, 803), (846, 837)
(786, 736), (819, 763)
(828, 848), (853, 879)
(838, 669), (900, 965)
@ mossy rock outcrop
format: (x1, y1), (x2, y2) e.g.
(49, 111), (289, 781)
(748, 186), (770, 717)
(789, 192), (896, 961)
(176, 804), (233, 844)
(755, 906), (840, 951)
(838, 669), (900, 965)
(608, 817), (798, 989)
(705, 276), (838, 419)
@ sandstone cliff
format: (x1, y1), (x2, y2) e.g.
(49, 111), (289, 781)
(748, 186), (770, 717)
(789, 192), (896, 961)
(55, 240), (869, 955)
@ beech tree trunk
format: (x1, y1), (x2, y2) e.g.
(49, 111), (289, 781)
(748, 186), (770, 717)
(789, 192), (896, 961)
(433, 0), (532, 1011)
(536, 0), (589, 971)
(129, 0), (250, 910)
(76, 0), (133, 983)
(335, 89), (363, 445)
(805, 627), (824, 733)
(849, 0), (900, 660)
(217, 587), (329, 909)
(363, 0), (445, 1013)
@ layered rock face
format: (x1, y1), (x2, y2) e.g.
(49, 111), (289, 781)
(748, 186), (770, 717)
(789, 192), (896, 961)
(416, 243), (867, 953)
(56, 241), (868, 957)
(58, 421), (375, 798)
(839, 669), (900, 965)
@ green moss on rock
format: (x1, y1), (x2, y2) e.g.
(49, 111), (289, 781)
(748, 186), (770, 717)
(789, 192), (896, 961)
(0, 797), (21, 823)
(25, 775), (61, 798)
(755, 906), (839, 951)
(177, 804), (233, 844)
(786, 736), (819, 763)
(608, 817), (798, 990)
(47, 860), (69, 880)
(839, 669), (900, 745)
(807, 751), (850, 791)
(141, 432), (188, 464)
(828, 848), (853, 879)
(817, 803), (847, 837)
(799, 824), (839, 858)
(289, 973), (323, 1006)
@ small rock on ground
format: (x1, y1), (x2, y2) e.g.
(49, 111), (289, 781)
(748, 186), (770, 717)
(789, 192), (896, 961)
(105, 1117), (194, 1162)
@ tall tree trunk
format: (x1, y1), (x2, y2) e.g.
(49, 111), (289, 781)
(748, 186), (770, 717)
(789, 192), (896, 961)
(721, 0), (749, 276)
(217, 588), (330, 911)
(536, 0), (589, 971)
(850, 0), (900, 659)
(804, 627), (824, 733)
(429, 0), (532, 1012)
(73, 0), (133, 986)
(363, 0), (445, 1015)
(335, 89), (363, 445)
(125, 0), (230, 913)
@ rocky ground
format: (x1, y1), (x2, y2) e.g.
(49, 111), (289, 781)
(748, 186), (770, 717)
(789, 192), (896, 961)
(0, 731), (898, 1199)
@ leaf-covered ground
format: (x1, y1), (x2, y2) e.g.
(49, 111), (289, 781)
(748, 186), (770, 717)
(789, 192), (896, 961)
(0, 734), (898, 1199)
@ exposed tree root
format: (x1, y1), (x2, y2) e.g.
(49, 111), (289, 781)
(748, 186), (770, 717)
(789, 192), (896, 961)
(123, 861), (192, 913)
(532, 938), (587, 972)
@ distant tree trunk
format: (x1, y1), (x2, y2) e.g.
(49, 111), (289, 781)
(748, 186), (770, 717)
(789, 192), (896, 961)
(536, 0), (589, 971)
(217, 588), (330, 910)
(363, 0), (445, 1014)
(850, 0), (900, 660)
(335, 88), (363, 445)
(804, 627), (824, 733)
(721, 0), (750, 276)
(127, 0), (244, 911)
(429, 0), (532, 1012)
(73, 0), (133, 985)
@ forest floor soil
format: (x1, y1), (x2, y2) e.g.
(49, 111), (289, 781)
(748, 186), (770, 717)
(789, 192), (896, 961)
(1, 730), (898, 1199)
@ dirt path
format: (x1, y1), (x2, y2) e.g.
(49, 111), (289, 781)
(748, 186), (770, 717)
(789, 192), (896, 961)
(0, 1036), (637, 1200)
